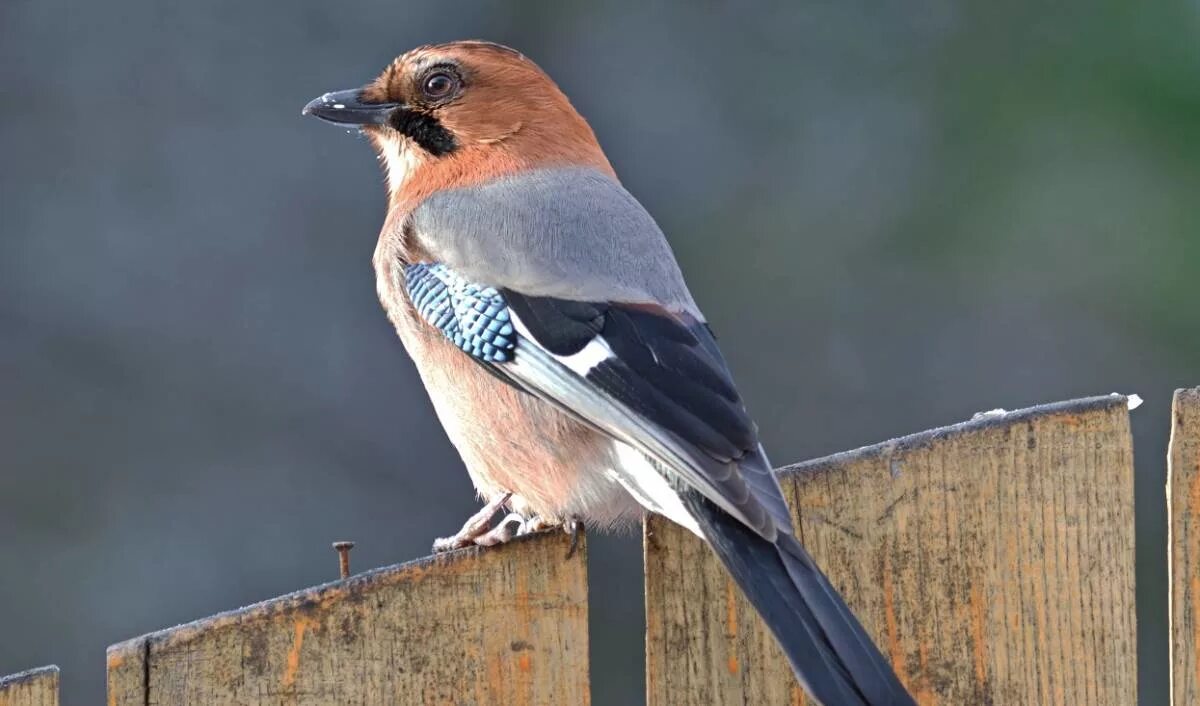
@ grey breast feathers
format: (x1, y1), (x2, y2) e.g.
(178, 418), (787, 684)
(408, 167), (701, 317)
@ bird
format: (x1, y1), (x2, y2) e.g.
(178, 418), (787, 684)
(303, 40), (915, 706)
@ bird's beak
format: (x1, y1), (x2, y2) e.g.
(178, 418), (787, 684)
(302, 88), (401, 127)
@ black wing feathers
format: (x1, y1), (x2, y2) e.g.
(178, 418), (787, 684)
(604, 309), (753, 463)
(501, 291), (606, 355)
(502, 290), (758, 461)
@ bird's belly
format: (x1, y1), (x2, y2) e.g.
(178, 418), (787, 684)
(419, 344), (644, 531)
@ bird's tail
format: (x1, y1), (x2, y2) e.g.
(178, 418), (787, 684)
(683, 493), (915, 706)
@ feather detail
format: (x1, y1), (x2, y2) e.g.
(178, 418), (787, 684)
(404, 263), (515, 363)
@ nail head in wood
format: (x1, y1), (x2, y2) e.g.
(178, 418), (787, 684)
(332, 541), (355, 579)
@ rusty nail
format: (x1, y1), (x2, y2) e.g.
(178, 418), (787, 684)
(332, 541), (354, 579)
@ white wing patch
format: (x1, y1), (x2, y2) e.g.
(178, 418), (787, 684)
(509, 309), (613, 375)
(554, 338), (612, 376)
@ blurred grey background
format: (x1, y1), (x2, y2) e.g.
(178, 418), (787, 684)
(1, 0), (1196, 703)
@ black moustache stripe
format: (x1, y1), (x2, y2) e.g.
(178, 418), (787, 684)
(388, 109), (457, 156)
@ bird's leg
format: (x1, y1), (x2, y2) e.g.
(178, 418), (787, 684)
(432, 492), (512, 553)
(564, 516), (584, 559)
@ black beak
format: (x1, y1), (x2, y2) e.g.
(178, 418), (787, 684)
(301, 88), (401, 127)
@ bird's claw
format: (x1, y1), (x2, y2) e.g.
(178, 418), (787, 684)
(511, 515), (583, 558)
(516, 516), (557, 536)
(564, 517), (583, 559)
(432, 493), (514, 553)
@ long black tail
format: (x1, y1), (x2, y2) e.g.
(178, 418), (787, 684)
(684, 493), (915, 706)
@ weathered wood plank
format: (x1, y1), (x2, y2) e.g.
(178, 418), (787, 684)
(0, 666), (59, 706)
(106, 630), (146, 706)
(108, 530), (589, 705)
(646, 395), (1137, 705)
(1170, 387), (1200, 705)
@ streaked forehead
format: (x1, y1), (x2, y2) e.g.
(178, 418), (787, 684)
(396, 41), (530, 72)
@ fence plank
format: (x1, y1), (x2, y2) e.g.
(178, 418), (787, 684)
(107, 530), (589, 705)
(1170, 387), (1200, 705)
(0, 666), (58, 706)
(645, 395), (1137, 705)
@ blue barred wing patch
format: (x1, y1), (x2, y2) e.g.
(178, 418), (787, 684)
(404, 263), (516, 363)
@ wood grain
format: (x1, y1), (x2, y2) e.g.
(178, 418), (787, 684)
(645, 395), (1137, 705)
(107, 530), (589, 705)
(0, 666), (58, 706)
(1170, 387), (1200, 705)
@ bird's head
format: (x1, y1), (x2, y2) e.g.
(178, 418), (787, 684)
(304, 41), (613, 205)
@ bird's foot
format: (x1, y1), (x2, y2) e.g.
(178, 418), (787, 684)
(511, 515), (583, 557)
(471, 513), (525, 547)
(432, 493), (517, 553)
(431, 501), (584, 557)
(515, 515), (559, 536)
(511, 513), (580, 557)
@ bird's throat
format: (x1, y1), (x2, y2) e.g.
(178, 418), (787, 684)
(378, 137), (427, 195)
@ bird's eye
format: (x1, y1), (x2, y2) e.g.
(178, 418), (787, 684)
(422, 72), (458, 100)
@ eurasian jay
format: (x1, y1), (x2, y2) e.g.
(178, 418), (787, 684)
(303, 40), (914, 706)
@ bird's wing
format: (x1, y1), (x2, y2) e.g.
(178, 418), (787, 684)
(401, 261), (794, 540)
(401, 259), (915, 706)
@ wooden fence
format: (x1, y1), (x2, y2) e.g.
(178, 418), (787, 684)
(5, 389), (1197, 704)
(0, 667), (57, 706)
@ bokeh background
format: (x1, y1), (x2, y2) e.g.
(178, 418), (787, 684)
(2, 1), (1197, 703)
